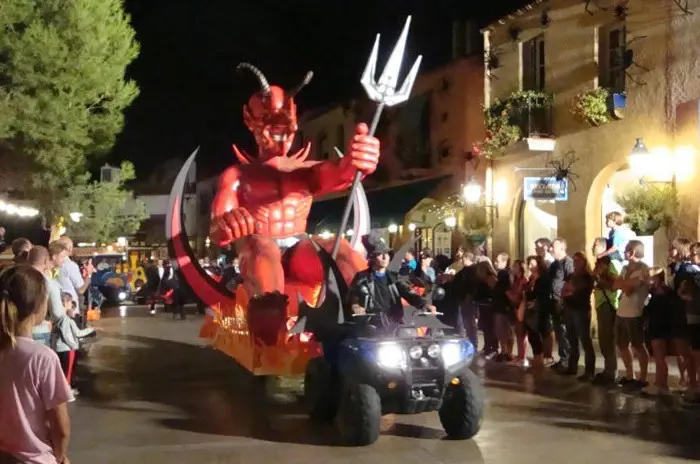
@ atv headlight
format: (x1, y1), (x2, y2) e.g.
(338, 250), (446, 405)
(118, 291), (127, 301)
(408, 345), (423, 360)
(441, 340), (474, 367)
(377, 343), (406, 369)
(427, 343), (441, 358)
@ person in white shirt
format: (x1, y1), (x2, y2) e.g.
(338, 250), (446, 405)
(613, 240), (650, 388)
(55, 236), (92, 313)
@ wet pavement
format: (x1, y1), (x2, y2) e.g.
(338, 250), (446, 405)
(68, 304), (700, 463)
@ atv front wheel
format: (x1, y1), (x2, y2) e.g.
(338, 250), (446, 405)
(439, 368), (485, 439)
(336, 381), (381, 445)
(304, 357), (337, 421)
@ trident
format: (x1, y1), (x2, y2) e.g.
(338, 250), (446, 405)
(330, 16), (422, 259)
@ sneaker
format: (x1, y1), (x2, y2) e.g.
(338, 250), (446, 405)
(633, 379), (649, 389)
(641, 384), (668, 396)
(618, 377), (636, 387)
(592, 372), (616, 386)
(71, 388), (80, 397)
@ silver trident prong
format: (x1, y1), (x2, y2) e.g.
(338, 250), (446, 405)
(330, 15), (422, 259)
(361, 16), (423, 108)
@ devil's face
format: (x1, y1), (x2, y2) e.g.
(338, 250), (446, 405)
(243, 86), (298, 160)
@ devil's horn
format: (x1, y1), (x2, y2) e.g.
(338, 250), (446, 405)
(237, 62), (271, 95)
(232, 144), (252, 164)
(288, 71), (314, 98)
(166, 149), (235, 308)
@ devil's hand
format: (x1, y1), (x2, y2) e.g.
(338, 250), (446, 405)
(347, 123), (380, 175)
(216, 207), (256, 242)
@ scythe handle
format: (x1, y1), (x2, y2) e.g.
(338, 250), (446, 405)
(330, 102), (385, 259)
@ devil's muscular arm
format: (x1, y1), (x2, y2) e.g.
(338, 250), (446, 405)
(307, 122), (380, 195)
(210, 166), (249, 246)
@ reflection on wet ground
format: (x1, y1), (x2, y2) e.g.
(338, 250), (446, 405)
(68, 307), (700, 463)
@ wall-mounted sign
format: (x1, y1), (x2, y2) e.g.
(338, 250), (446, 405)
(523, 177), (568, 201)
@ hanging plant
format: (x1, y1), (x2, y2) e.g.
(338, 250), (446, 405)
(571, 87), (611, 126)
(479, 90), (553, 158)
(614, 183), (678, 235)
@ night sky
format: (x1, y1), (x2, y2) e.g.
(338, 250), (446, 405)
(110, 0), (529, 181)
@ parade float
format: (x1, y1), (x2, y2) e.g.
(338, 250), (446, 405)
(166, 17), (422, 377)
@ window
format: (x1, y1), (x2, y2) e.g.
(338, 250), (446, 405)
(522, 34), (545, 91)
(599, 24), (626, 93)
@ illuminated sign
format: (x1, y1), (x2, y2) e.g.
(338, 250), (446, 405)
(523, 177), (568, 201)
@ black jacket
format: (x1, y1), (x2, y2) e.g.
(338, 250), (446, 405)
(348, 269), (428, 322)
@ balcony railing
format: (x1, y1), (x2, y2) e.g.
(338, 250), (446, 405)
(510, 98), (553, 138)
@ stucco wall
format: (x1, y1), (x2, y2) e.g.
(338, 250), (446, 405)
(485, 0), (700, 259)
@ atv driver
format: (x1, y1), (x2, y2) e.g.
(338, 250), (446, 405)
(347, 232), (436, 328)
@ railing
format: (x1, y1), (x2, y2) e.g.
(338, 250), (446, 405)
(510, 96), (553, 138)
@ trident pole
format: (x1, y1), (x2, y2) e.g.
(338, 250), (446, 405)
(330, 16), (422, 259)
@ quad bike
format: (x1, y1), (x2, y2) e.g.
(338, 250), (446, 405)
(303, 288), (485, 446)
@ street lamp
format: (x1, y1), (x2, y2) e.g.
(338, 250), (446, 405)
(462, 177), (499, 218)
(627, 137), (651, 179)
(462, 178), (482, 204)
(444, 216), (457, 228)
(387, 224), (399, 233)
(408, 222), (416, 232)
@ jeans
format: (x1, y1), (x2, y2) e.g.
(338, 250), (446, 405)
(595, 301), (618, 376)
(551, 300), (570, 364)
(564, 308), (596, 374)
(477, 302), (498, 352)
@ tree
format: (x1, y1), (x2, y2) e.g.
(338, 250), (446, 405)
(0, 0), (140, 221)
(59, 161), (148, 243)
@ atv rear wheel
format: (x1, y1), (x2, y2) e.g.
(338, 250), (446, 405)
(336, 381), (381, 446)
(304, 357), (337, 421)
(439, 368), (485, 440)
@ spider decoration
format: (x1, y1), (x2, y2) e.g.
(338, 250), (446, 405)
(672, 0), (693, 15)
(614, 0), (629, 21)
(544, 150), (581, 191)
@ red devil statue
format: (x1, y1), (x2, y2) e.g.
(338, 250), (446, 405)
(207, 63), (380, 319)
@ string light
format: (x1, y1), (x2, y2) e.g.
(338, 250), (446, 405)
(0, 200), (39, 218)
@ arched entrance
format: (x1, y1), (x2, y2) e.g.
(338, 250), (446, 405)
(585, 162), (626, 253)
(508, 185), (559, 259)
(586, 161), (663, 266)
(518, 200), (558, 257)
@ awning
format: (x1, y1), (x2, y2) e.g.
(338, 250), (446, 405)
(307, 175), (451, 233)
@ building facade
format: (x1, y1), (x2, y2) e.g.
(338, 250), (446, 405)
(484, 0), (700, 262)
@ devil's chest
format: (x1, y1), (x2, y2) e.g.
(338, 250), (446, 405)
(238, 169), (310, 207)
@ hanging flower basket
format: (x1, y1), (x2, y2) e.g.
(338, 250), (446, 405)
(571, 87), (611, 127)
(480, 90), (553, 158)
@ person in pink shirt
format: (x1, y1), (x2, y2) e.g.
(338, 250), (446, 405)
(0, 265), (74, 464)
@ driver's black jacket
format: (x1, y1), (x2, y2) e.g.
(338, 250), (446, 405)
(347, 268), (429, 323)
